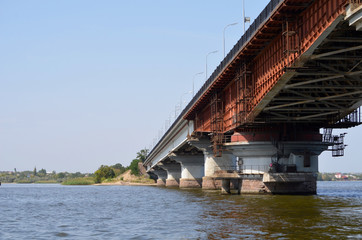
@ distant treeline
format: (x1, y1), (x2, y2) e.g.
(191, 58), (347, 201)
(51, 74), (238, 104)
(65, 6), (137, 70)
(0, 168), (92, 184)
(0, 148), (149, 185)
(317, 172), (362, 181)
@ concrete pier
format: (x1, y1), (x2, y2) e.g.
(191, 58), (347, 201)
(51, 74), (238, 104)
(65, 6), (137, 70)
(170, 154), (204, 188)
(203, 151), (236, 190)
(227, 137), (328, 194)
(151, 168), (167, 187)
(190, 139), (237, 190)
(202, 150), (236, 189)
(159, 162), (181, 187)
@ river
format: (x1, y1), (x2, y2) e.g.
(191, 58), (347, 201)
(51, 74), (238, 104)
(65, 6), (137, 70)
(0, 181), (361, 239)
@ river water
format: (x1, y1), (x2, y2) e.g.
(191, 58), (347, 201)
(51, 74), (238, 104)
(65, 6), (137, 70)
(0, 181), (361, 239)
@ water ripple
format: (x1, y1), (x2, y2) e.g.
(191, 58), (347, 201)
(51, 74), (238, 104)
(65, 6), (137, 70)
(0, 182), (361, 239)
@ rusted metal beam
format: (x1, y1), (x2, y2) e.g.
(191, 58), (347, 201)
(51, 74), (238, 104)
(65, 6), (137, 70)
(293, 111), (341, 120)
(284, 75), (344, 88)
(325, 38), (362, 43)
(311, 45), (362, 59)
(264, 91), (362, 111)
(271, 108), (342, 111)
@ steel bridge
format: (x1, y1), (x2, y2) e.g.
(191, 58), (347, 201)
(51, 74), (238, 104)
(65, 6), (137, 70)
(144, 0), (362, 194)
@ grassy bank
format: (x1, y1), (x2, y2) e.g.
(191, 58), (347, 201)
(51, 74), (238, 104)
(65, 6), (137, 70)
(35, 180), (58, 184)
(61, 177), (95, 185)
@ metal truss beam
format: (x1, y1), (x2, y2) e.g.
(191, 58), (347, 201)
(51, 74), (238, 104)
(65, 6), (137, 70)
(311, 45), (362, 60)
(264, 91), (362, 110)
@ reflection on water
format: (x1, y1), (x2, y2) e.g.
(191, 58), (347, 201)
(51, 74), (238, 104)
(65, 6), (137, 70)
(0, 182), (361, 239)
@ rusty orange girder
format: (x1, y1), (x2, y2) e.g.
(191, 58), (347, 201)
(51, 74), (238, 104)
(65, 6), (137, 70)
(185, 0), (352, 133)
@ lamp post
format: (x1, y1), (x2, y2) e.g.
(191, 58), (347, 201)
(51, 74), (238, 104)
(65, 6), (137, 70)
(175, 91), (191, 118)
(180, 91), (192, 110)
(206, 50), (218, 80)
(192, 72), (204, 97)
(223, 22), (238, 57)
(243, 0), (250, 33)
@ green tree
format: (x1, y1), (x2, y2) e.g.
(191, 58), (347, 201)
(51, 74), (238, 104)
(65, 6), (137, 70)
(70, 172), (83, 178)
(33, 167), (37, 176)
(94, 165), (115, 183)
(321, 173), (333, 181)
(112, 163), (126, 174)
(128, 159), (141, 175)
(38, 168), (47, 177)
(112, 163), (124, 170)
(136, 149), (149, 163)
(57, 172), (66, 179)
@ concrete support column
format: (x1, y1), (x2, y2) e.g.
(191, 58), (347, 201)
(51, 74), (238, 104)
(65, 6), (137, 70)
(202, 150), (236, 189)
(170, 155), (204, 188)
(189, 139), (237, 190)
(159, 162), (181, 187)
(151, 168), (167, 186)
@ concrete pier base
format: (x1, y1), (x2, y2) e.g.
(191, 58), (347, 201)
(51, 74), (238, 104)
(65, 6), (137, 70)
(157, 178), (166, 186)
(166, 179), (180, 187)
(264, 181), (317, 194)
(179, 178), (202, 188)
(238, 173), (317, 194)
(263, 173), (317, 194)
(240, 177), (268, 194)
(202, 176), (221, 190)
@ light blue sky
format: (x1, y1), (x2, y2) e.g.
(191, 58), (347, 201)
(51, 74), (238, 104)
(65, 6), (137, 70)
(0, 0), (361, 173)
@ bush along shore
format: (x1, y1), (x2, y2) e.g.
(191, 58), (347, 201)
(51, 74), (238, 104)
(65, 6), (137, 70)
(0, 149), (156, 186)
(91, 149), (156, 186)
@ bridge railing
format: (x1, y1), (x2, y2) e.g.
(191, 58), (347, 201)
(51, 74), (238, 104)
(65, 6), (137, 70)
(214, 165), (269, 174)
(350, 0), (362, 4)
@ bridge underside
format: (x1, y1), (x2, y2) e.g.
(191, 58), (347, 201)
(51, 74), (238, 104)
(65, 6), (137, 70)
(147, 136), (326, 194)
(256, 19), (362, 128)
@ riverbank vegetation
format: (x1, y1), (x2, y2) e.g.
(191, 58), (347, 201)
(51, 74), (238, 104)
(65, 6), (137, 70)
(0, 148), (154, 185)
(93, 149), (154, 184)
(62, 177), (95, 185)
(0, 168), (92, 184)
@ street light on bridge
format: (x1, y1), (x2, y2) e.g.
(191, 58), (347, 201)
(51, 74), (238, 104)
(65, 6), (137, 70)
(192, 72), (204, 97)
(243, 0), (250, 33)
(206, 50), (218, 80)
(180, 91), (192, 110)
(223, 22), (238, 57)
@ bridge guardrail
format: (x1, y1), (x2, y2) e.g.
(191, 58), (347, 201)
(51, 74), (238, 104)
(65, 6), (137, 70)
(214, 165), (269, 174)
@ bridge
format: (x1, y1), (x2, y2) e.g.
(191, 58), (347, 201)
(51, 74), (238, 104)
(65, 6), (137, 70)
(143, 0), (362, 194)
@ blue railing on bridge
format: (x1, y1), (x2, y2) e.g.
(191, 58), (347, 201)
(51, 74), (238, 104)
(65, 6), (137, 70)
(147, 0), (284, 159)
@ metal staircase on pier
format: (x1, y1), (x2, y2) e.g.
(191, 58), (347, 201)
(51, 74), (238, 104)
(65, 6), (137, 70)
(323, 108), (361, 157)
(210, 93), (224, 157)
